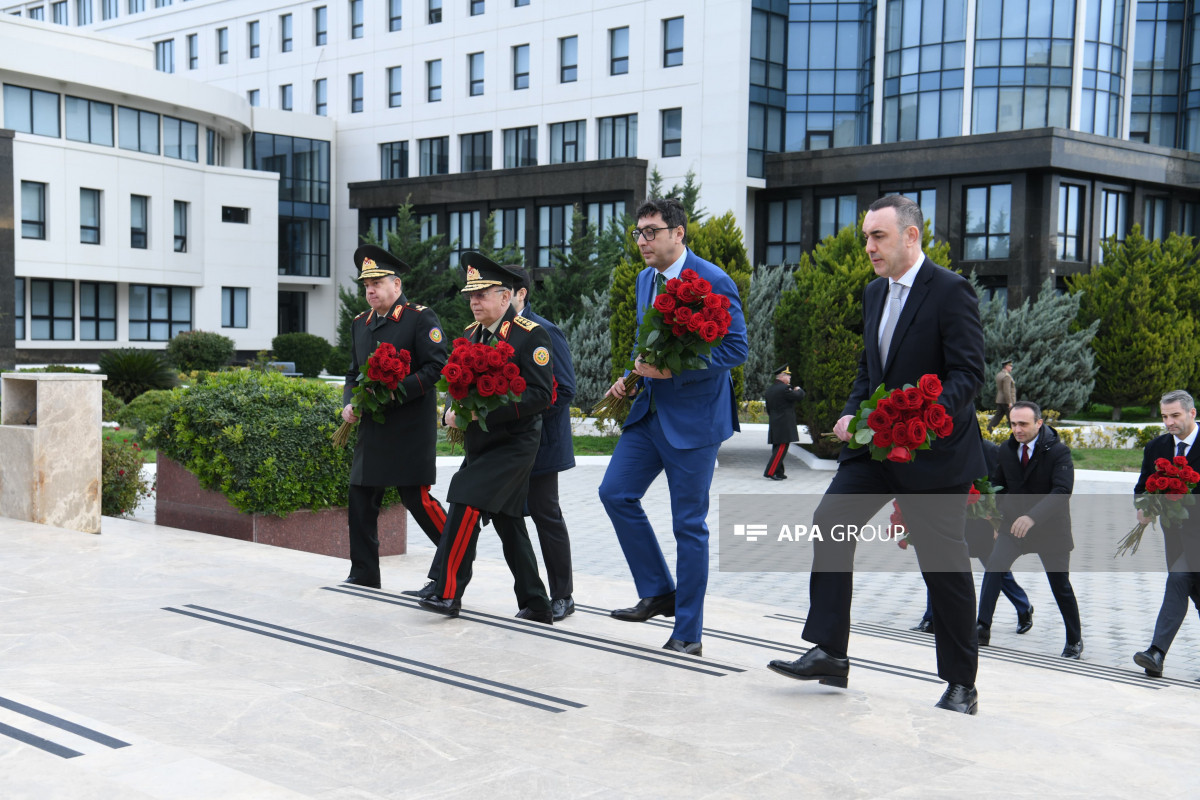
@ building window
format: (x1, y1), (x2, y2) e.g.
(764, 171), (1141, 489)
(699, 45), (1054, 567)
(387, 66), (402, 107)
(513, 43), (529, 90)
(470, 0), (483, 15)
(248, 20), (260, 58)
(538, 204), (573, 267)
(419, 214), (438, 241)
(503, 126), (536, 168)
(963, 184), (1012, 260)
(1144, 196), (1168, 241)
(129, 284), (192, 341)
(663, 16), (683, 67)
(349, 0), (362, 38)
(76, 0), (93, 25)
(217, 27), (228, 64)
(514, 0), (528, 5)
(389, 0), (402, 31)
(428, 0), (441, 24)
(587, 200), (626, 236)
(765, 198), (803, 266)
(460, 131), (492, 172)
(598, 113), (637, 159)
(129, 0), (144, 11)
(449, 210), (481, 267)
(366, 211), (397, 244)
(207, 129), (223, 165)
(660, 108), (681, 157)
(427, 59), (442, 101)
(350, 72), (363, 112)
(79, 282), (117, 341)
(21, 181), (46, 240)
(131, 194), (148, 248)
(119, 106), (160, 153)
(102, 0), (118, 20)
(560, 36), (577, 82)
(222, 206), (250, 223)
(314, 6), (327, 45)
(155, 39), (175, 73)
(65, 96), (114, 146)
(174, 200), (188, 252)
(1099, 188), (1129, 253)
(280, 84), (293, 111)
(381, 140), (409, 179)
(817, 194), (857, 241)
(314, 78), (328, 115)
(897, 188), (938, 232)
(222, 287), (249, 328)
(14, 277), (24, 340)
(3, 85), (61, 138)
(80, 188), (101, 244)
(419, 135), (449, 175)
(163, 115), (198, 161)
(52, 1), (66, 24)
(187, 33), (198, 68)
(30, 279), (73, 341)
(28, 7), (45, 21)
(1057, 183), (1083, 261)
(153, 0), (170, 6)
(280, 13), (292, 51)
(468, 52), (484, 96)
(549, 120), (585, 163)
(609, 27), (629, 75)
(495, 207), (525, 259)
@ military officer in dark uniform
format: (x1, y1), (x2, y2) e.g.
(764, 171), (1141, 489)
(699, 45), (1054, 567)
(342, 244), (449, 589)
(418, 253), (555, 622)
(764, 365), (804, 480)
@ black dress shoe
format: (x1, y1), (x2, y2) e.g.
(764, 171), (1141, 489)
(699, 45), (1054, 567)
(910, 618), (933, 633)
(1062, 641), (1084, 660)
(935, 683), (978, 715)
(515, 607), (553, 624)
(1016, 606), (1035, 634)
(417, 596), (461, 617)
(401, 581), (437, 599)
(1134, 646), (1165, 677)
(552, 596), (575, 621)
(611, 592), (675, 622)
(663, 638), (702, 656)
(343, 576), (381, 589)
(767, 646), (850, 688)
(976, 622), (990, 647)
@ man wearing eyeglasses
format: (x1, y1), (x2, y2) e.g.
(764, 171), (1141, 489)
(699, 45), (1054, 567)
(599, 198), (748, 656)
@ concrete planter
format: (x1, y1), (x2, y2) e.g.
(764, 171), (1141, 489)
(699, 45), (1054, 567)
(155, 456), (407, 557)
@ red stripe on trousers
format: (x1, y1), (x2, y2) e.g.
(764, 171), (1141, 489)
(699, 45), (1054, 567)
(421, 486), (447, 530)
(767, 444), (787, 475)
(444, 506), (480, 599)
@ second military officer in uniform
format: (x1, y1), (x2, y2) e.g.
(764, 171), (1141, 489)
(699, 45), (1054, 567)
(342, 244), (449, 589)
(764, 365), (805, 480)
(418, 253), (556, 622)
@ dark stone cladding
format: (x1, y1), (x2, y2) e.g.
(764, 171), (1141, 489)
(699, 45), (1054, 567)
(0, 130), (14, 372)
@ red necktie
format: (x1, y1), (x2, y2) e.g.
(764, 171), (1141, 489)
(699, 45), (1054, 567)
(1021, 444), (1029, 466)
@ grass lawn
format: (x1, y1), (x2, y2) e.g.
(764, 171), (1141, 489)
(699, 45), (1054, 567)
(1072, 403), (1159, 422)
(436, 434), (620, 456)
(103, 427), (157, 463)
(1070, 447), (1143, 472)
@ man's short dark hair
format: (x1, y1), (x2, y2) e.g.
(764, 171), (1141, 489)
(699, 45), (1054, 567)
(869, 195), (923, 236)
(636, 197), (688, 244)
(1011, 400), (1042, 420)
(509, 266), (531, 297)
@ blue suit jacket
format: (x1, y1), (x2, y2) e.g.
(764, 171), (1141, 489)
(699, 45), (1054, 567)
(623, 250), (749, 450)
(522, 305), (576, 476)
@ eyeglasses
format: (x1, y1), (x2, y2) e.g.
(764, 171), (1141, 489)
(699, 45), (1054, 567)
(629, 225), (676, 242)
(467, 287), (509, 300)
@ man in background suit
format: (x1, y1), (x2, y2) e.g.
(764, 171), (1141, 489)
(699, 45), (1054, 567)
(599, 197), (748, 657)
(988, 359), (1015, 432)
(764, 365), (805, 480)
(768, 195), (985, 714)
(1132, 389), (1200, 677)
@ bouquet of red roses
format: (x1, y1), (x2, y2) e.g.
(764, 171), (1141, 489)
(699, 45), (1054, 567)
(824, 374), (953, 463)
(591, 267), (734, 417)
(332, 342), (411, 448)
(888, 500), (910, 549)
(437, 337), (528, 442)
(967, 476), (1004, 534)
(1116, 455), (1200, 557)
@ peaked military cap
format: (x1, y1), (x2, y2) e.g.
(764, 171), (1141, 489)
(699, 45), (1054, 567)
(460, 252), (522, 293)
(773, 364), (790, 376)
(354, 244), (410, 280)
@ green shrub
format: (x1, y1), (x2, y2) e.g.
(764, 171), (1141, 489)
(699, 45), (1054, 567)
(116, 389), (180, 442)
(102, 389), (126, 422)
(17, 364), (93, 373)
(166, 330), (235, 371)
(151, 370), (381, 516)
(102, 433), (153, 517)
(325, 347), (352, 377)
(272, 332), (332, 378)
(99, 348), (178, 403)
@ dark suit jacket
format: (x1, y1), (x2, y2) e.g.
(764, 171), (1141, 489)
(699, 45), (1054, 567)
(1136, 433), (1200, 569)
(523, 305), (576, 477)
(841, 256), (986, 491)
(992, 425), (1074, 555)
(765, 380), (804, 444)
(344, 295), (447, 487)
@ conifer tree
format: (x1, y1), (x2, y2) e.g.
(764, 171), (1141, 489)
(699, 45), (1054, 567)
(561, 288), (613, 409)
(689, 211), (753, 402)
(744, 262), (796, 400)
(609, 257), (640, 383)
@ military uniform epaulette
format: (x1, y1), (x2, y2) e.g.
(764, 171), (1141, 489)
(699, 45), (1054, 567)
(464, 321), (482, 332)
(512, 315), (539, 331)
(354, 311), (368, 321)
(408, 303), (428, 312)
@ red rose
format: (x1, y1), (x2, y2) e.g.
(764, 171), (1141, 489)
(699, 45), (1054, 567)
(703, 293), (723, 310)
(494, 377), (510, 395)
(676, 285), (699, 304)
(487, 349), (505, 368)
(917, 374), (942, 401)
(452, 337), (470, 349)
(904, 386), (925, 409)
(477, 374), (497, 397)
(661, 310), (676, 324)
(472, 355), (490, 373)
(686, 315), (704, 332)
(924, 403), (949, 428)
(1145, 475), (1161, 492)
(934, 418), (954, 438)
(906, 418), (928, 447)
(1175, 455), (1190, 467)
(502, 363), (520, 380)
(367, 366), (383, 382)
(681, 268), (699, 281)
(675, 306), (694, 324)
(448, 383), (469, 400)
(967, 484), (981, 505)
(721, 295), (731, 309)
(1183, 468), (1200, 483)
(891, 422), (912, 448)
(672, 324), (687, 336)
(867, 408), (893, 433)
(692, 278), (712, 294)
(459, 368), (475, 385)
(665, 277), (683, 294)
(887, 446), (911, 463)
(1155, 458), (1173, 472)
(890, 388), (910, 411)
(1164, 464), (1181, 478)
(654, 294), (678, 314)
(496, 341), (515, 359)
(876, 398), (897, 418)
(398, 348), (412, 363)
(872, 428), (893, 448)
(376, 343), (396, 357)
(510, 376), (527, 394)
(443, 364), (463, 383)
(701, 321), (721, 342)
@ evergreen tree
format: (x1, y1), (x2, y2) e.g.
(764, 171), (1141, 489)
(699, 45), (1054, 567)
(609, 256), (640, 383)
(477, 210), (524, 267)
(689, 211), (753, 402)
(973, 275), (1098, 416)
(744, 262), (796, 400)
(538, 208), (612, 321)
(645, 167), (707, 222)
(560, 288), (612, 409)
(1068, 226), (1200, 419)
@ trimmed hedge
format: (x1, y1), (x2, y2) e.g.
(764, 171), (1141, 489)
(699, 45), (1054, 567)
(116, 389), (180, 443)
(166, 330), (235, 372)
(102, 389), (126, 422)
(272, 333), (332, 378)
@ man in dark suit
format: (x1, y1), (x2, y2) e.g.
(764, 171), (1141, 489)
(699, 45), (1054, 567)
(1132, 389), (1200, 677)
(768, 195), (985, 714)
(764, 365), (805, 480)
(342, 244), (448, 589)
(510, 267), (578, 621)
(598, 198), (748, 657)
(417, 254), (555, 623)
(977, 401), (1083, 659)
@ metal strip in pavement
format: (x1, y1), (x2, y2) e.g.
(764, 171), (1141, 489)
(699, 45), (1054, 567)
(0, 720), (84, 759)
(165, 606), (580, 713)
(0, 696), (131, 750)
(329, 586), (744, 676)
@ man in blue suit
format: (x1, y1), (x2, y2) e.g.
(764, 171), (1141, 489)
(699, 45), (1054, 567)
(598, 198), (748, 657)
